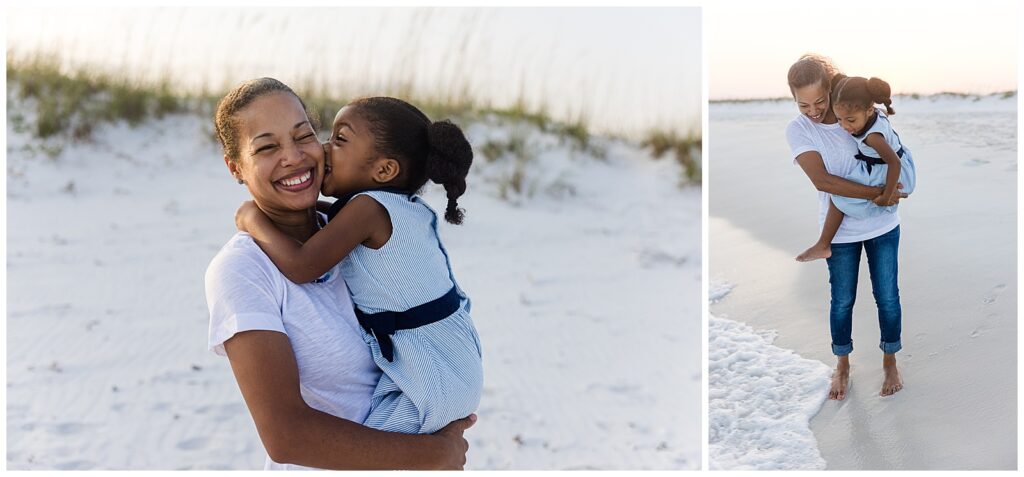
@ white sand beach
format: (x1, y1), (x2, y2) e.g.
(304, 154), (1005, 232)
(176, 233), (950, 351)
(709, 94), (1017, 470)
(6, 102), (702, 469)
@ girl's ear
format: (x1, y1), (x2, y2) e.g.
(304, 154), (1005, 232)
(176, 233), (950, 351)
(371, 157), (401, 184)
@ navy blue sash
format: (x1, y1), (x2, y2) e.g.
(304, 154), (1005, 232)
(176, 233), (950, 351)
(855, 147), (904, 173)
(852, 110), (905, 173)
(355, 286), (461, 362)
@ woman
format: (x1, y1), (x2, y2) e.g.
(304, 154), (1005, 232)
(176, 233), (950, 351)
(204, 77), (474, 470)
(784, 55), (907, 400)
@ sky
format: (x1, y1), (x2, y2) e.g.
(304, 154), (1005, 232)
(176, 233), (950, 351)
(707, 2), (1018, 99)
(6, 6), (702, 138)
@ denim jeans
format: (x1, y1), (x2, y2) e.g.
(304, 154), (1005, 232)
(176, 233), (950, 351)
(825, 225), (902, 356)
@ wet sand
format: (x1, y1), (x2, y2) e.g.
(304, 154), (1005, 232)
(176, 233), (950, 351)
(709, 97), (1017, 470)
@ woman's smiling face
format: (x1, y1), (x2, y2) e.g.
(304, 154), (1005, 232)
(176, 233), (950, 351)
(793, 82), (832, 123)
(230, 91), (324, 213)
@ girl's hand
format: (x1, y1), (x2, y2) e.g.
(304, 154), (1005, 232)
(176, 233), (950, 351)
(235, 200), (261, 232)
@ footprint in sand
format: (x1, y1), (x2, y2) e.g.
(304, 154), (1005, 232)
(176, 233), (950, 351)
(982, 284), (1007, 304)
(637, 248), (688, 268)
(970, 312), (1002, 339)
(176, 436), (210, 451)
(52, 422), (86, 435)
(55, 460), (95, 470)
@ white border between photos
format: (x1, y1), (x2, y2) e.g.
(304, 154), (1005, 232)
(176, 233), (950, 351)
(3, 0), (1021, 475)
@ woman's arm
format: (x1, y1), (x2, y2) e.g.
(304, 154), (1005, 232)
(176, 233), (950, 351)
(863, 133), (902, 205)
(794, 150), (906, 201)
(224, 330), (473, 470)
(236, 195), (391, 283)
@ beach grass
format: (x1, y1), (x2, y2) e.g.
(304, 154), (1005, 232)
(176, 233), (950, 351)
(8, 51), (699, 185)
(643, 128), (702, 185)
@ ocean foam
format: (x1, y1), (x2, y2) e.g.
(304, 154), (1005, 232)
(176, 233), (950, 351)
(708, 283), (831, 470)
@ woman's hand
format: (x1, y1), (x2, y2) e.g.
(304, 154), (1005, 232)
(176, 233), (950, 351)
(430, 414), (477, 470)
(235, 200), (261, 232)
(872, 182), (909, 207)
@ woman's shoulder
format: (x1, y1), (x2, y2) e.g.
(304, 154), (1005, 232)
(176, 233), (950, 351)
(785, 114), (816, 147)
(785, 114), (812, 132)
(205, 233), (281, 287)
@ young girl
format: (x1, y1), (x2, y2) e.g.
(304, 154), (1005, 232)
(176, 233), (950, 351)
(796, 75), (917, 262)
(234, 96), (483, 435)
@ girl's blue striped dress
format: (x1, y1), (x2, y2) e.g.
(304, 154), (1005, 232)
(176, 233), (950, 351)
(831, 108), (918, 218)
(338, 189), (483, 434)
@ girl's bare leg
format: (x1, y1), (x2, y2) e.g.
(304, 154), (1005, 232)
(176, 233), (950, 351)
(797, 198), (843, 262)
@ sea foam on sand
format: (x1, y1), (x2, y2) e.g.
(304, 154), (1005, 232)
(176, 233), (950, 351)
(708, 282), (831, 470)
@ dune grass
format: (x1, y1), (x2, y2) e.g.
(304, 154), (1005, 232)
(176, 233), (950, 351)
(8, 52), (699, 186)
(7, 53), (186, 140)
(643, 128), (702, 185)
(710, 91), (1017, 104)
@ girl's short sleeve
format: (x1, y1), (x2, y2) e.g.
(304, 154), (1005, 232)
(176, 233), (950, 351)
(786, 117), (818, 162)
(205, 241), (287, 356)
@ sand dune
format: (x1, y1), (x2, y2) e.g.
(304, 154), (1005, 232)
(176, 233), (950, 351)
(6, 107), (702, 469)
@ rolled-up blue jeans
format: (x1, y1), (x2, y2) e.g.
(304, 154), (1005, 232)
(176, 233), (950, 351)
(825, 225), (902, 356)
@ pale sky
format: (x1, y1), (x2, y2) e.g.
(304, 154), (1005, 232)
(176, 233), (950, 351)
(7, 7), (702, 138)
(707, 2), (1018, 99)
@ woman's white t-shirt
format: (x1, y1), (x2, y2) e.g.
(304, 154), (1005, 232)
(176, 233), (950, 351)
(205, 232), (381, 470)
(785, 114), (900, 243)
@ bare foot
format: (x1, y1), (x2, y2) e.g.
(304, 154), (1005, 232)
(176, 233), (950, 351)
(796, 242), (832, 262)
(880, 354), (903, 396)
(829, 357), (850, 400)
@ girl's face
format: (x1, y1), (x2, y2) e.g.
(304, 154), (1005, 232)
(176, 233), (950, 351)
(793, 82), (832, 123)
(833, 103), (874, 135)
(322, 105), (385, 198)
(229, 91), (324, 213)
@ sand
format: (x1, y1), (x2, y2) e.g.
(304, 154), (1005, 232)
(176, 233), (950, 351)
(709, 95), (1017, 470)
(6, 101), (702, 469)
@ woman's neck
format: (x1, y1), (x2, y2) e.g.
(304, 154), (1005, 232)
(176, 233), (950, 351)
(820, 108), (838, 125)
(260, 205), (319, 243)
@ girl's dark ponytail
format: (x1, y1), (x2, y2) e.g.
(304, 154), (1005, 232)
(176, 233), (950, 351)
(348, 96), (474, 223)
(867, 77), (895, 115)
(832, 75), (895, 115)
(426, 120), (473, 225)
